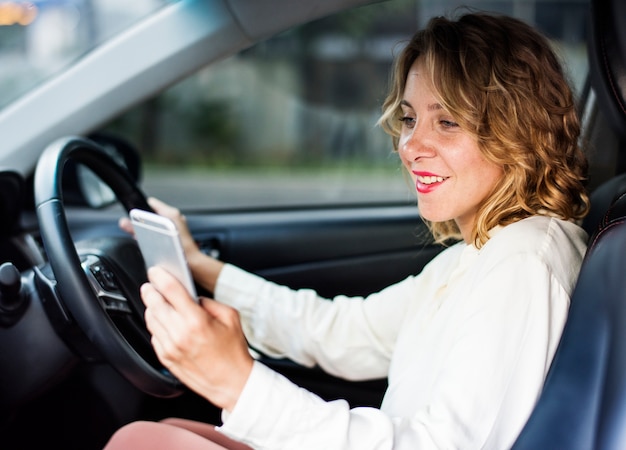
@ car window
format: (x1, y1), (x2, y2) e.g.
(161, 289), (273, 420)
(0, 0), (173, 110)
(101, 0), (590, 211)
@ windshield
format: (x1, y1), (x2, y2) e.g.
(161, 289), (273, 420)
(0, 0), (172, 109)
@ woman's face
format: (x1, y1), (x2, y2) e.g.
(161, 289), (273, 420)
(398, 59), (503, 243)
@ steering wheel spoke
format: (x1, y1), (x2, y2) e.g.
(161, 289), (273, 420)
(82, 255), (133, 315)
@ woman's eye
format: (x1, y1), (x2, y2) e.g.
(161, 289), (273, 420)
(399, 116), (415, 129)
(440, 119), (459, 128)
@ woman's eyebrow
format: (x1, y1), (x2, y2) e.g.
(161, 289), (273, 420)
(400, 99), (443, 112)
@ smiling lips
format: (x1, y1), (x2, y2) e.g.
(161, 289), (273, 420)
(414, 172), (448, 194)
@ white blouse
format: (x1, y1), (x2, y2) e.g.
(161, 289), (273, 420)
(216, 215), (588, 449)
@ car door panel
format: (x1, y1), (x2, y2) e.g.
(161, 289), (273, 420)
(189, 205), (440, 294)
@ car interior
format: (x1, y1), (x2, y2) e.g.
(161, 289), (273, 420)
(0, 0), (625, 448)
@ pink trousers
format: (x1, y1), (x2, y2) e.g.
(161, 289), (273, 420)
(103, 418), (253, 450)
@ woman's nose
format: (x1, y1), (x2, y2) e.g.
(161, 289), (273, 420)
(399, 126), (436, 162)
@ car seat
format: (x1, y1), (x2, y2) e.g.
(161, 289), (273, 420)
(512, 0), (626, 448)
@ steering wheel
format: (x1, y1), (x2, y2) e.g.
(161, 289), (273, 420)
(34, 136), (183, 398)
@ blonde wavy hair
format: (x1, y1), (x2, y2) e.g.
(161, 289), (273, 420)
(379, 13), (590, 247)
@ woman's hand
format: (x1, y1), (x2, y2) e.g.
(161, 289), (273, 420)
(142, 266), (253, 412)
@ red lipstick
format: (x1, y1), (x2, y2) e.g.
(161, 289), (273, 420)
(413, 171), (447, 194)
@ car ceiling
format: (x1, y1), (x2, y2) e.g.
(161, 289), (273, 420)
(0, 0), (381, 177)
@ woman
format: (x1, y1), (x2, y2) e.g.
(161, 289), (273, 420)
(105, 12), (590, 450)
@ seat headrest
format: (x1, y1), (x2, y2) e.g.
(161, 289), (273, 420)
(589, 189), (626, 247)
(588, 0), (626, 138)
(582, 173), (626, 235)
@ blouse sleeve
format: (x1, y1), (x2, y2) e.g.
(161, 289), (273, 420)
(214, 263), (425, 380)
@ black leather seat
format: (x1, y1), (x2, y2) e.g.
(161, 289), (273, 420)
(512, 0), (626, 448)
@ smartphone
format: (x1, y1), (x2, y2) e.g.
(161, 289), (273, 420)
(130, 208), (198, 300)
